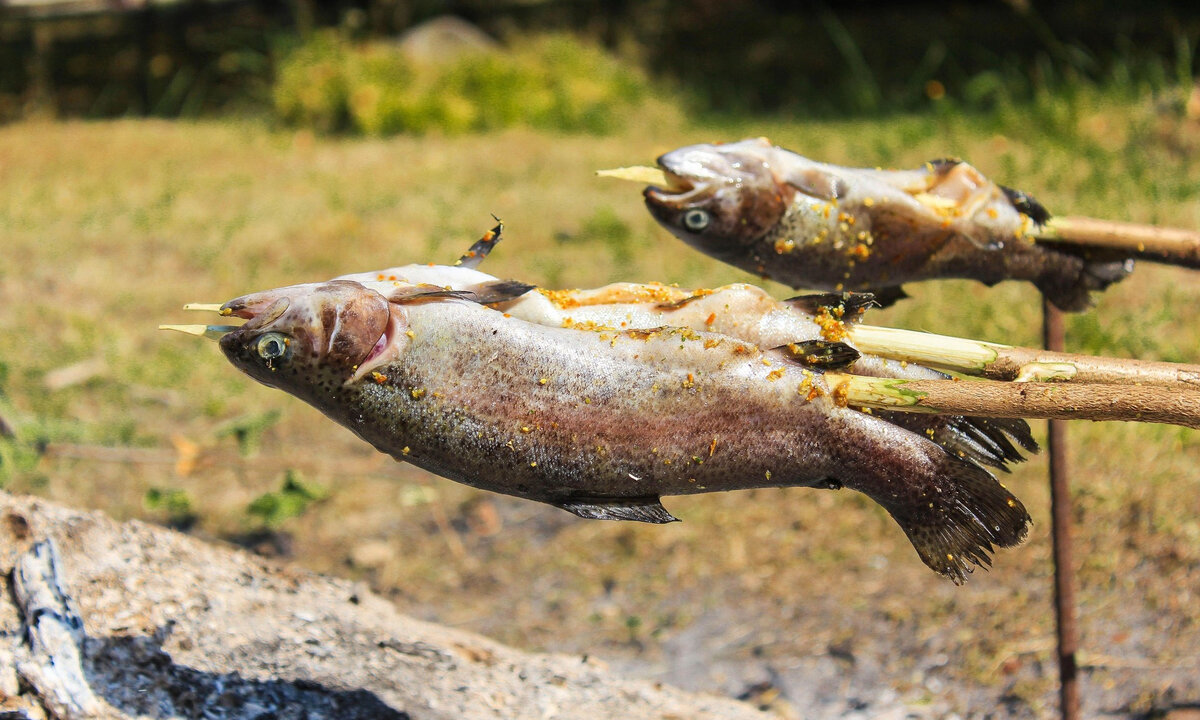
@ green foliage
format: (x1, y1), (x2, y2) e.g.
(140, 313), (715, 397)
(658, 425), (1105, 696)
(144, 487), (198, 530)
(246, 470), (329, 528)
(579, 206), (635, 273)
(272, 31), (351, 133)
(273, 31), (661, 136)
(215, 410), (282, 457)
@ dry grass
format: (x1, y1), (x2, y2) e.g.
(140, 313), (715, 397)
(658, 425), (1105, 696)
(1, 88), (1198, 716)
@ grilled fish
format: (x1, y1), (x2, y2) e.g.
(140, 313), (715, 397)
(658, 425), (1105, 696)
(341, 263), (1036, 474)
(214, 275), (1030, 581)
(638, 138), (1133, 310)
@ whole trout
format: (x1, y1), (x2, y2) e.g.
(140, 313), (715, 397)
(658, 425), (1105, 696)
(341, 264), (1036, 474)
(640, 138), (1133, 310)
(217, 277), (1029, 582)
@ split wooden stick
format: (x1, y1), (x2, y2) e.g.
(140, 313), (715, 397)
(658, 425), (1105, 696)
(847, 325), (1200, 388)
(827, 373), (1200, 429)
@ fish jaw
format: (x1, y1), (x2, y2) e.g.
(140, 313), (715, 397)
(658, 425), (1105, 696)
(218, 280), (392, 398)
(643, 139), (790, 258)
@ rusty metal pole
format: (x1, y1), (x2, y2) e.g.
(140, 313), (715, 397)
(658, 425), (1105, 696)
(1044, 298), (1080, 720)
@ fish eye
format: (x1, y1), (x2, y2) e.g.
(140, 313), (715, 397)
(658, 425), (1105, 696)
(256, 332), (291, 362)
(683, 208), (710, 232)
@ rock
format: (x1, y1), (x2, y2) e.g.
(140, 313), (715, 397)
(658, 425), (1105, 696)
(0, 491), (768, 720)
(394, 16), (499, 65)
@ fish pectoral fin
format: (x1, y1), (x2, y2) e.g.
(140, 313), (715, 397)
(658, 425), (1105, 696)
(783, 291), (878, 320)
(387, 280), (534, 307)
(776, 340), (861, 370)
(388, 284), (478, 304)
(558, 497), (680, 524)
(782, 168), (847, 200)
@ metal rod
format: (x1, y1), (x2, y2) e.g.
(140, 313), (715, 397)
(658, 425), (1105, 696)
(1044, 298), (1080, 720)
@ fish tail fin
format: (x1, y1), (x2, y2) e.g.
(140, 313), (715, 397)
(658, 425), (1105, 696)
(935, 416), (1038, 471)
(1036, 248), (1134, 311)
(883, 455), (1030, 584)
(872, 411), (1038, 473)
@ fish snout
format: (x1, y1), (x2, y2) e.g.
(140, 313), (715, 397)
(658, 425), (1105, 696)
(218, 281), (391, 380)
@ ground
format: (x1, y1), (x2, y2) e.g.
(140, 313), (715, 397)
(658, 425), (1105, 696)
(1, 88), (1198, 717)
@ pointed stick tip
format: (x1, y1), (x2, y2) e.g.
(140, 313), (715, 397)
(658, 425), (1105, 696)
(183, 303), (230, 315)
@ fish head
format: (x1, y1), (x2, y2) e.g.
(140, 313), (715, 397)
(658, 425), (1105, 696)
(644, 138), (788, 258)
(218, 280), (394, 403)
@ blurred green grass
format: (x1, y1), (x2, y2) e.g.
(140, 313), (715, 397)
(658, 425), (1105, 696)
(0, 84), (1198, 714)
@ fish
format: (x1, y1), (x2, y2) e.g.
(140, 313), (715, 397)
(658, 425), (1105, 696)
(634, 138), (1134, 311)
(341, 263), (1037, 474)
(211, 273), (1031, 582)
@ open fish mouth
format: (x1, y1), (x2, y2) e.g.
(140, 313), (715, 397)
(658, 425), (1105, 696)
(598, 165), (702, 204)
(598, 160), (729, 211)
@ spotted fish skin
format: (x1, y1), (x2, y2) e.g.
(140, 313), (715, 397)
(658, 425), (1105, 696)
(217, 278), (1029, 582)
(642, 138), (1132, 311)
(342, 267), (1037, 473)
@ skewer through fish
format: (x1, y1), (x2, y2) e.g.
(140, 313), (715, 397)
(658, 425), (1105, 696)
(602, 138), (1200, 310)
(175, 273), (1030, 583)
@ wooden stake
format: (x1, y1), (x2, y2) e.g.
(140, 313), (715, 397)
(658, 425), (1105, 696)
(1044, 299), (1081, 720)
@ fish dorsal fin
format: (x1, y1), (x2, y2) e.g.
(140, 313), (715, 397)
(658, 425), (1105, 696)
(999, 185), (1052, 226)
(558, 497), (679, 524)
(455, 219), (504, 269)
(784, 291), (877, 320)
(775, 340), (860, 370)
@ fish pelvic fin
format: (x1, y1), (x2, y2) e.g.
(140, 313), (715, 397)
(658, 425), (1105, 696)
(885, 457), (1030, 584)
(558, 497), (680, 524)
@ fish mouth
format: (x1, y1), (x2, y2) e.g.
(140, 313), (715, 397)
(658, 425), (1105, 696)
(221, 295), (291, 330)
(597, 163), (707, 209)
(643, 168), (715, 210)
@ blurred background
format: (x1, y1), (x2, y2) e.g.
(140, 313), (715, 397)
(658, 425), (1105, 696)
(1, 1), (1199, 718)
(3, 0), (1200, 124)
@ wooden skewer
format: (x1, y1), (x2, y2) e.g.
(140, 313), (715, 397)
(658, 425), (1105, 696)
(1037, 216), (1200, 268)
(846, 325), (1200, 388)
(827, 373), (1200, 429)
